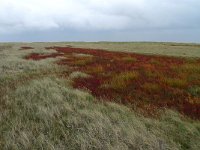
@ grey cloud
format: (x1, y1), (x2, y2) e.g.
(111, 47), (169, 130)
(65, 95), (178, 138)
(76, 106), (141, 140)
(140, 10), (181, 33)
(0, 0), (200, 42)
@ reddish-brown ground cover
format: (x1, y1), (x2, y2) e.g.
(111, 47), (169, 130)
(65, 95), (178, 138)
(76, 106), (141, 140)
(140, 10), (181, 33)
(25, 46), (200, 119)
(21, 46), (34, 50)
(25, 53), (63, 60)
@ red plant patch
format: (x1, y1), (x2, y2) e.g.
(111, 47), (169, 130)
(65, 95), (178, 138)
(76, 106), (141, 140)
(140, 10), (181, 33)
(25, 46), (200, 119)
(25, 53), (63, 60)
(20, 46), (34, 50)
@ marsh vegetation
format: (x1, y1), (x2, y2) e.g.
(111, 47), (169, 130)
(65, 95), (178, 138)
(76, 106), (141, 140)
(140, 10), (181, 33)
(0, 42), (200, 150)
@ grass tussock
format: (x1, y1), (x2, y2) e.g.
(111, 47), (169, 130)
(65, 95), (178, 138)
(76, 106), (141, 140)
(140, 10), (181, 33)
(73, 53), (93, 57)
(109, 71), (139, 89)
(1, 77), (200, 150)
(162, 78), (188, 89)
(86, 65), (104, 74)
(188, 86), (200, 98)
(150, 59), (162, 65)
(143, 69), (161, 78)
(73, 57), (93, 66)
(69, 71), (90, 79)
(122, 56), (137, 62)
(181, 64), (200, 74)
(142, 83), (161, 93)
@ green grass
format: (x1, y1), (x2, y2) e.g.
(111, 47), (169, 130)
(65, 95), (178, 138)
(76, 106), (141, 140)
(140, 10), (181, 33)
(162, 78), (188, 89)
(180, 64), (200, 74)
(122, 56), (137, 62)
(108, 71), (139, 89)
(66, 42), (200, 58)
(188, 86), (200, 97)
(73, 57), (93, 66)
(86, 65), (104, 74)
(69, 71), (91, 79)
(142, 83), (161, 93)
(0, 43), (200, 149)
(1, 76), (200, 150)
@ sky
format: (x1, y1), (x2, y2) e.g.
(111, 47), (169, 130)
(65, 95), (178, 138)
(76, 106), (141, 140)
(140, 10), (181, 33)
(0, 0), (200, 42)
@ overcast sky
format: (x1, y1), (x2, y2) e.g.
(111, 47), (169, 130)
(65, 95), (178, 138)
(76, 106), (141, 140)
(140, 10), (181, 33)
(0, 0), (200, 42)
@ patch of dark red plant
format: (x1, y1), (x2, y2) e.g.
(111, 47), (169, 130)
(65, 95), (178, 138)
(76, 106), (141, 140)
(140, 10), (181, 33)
(24, 46), (200, 119)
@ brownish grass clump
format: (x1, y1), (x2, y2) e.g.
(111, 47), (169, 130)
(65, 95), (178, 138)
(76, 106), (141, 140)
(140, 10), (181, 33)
(142, 83), (161, 93)
(162, 78), (188, 89)
(86, 65), (104, 74)
(122, 56), (137, 62)
(72, 57), (93, 66)
(108, 71), (139, 89)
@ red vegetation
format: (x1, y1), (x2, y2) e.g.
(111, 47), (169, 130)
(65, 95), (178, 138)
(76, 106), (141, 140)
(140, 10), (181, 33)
(20, 46), (34, 50)
(25, 46), (200, 119)
(25, 53), (63, 60)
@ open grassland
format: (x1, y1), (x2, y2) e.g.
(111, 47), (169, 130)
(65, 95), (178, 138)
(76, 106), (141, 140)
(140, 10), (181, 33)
(66, 42), (200, 58)
(0, 42), (200, 150)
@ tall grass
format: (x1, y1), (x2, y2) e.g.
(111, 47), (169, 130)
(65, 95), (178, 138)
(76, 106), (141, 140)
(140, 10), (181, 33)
(0, 43), (200, 149)
(1, 77), (200, 149)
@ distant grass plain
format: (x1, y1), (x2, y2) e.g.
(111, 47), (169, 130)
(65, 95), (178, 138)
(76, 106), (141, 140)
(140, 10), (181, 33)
(0, 42), (200, 150)
(67, 42), (200, 58)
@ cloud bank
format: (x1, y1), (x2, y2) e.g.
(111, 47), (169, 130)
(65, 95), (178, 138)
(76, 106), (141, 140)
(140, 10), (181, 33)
(0, 0), (200, 42)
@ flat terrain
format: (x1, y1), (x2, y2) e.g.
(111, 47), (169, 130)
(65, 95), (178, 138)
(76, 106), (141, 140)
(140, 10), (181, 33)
(0, 42), (200, 150)
(67, 42), (200, 58)
(26, 46), (200, 119)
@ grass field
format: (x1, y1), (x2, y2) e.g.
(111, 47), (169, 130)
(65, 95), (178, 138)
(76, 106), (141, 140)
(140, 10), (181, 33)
(67, 42), (200, 58)
(0, 42), (200, 150)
